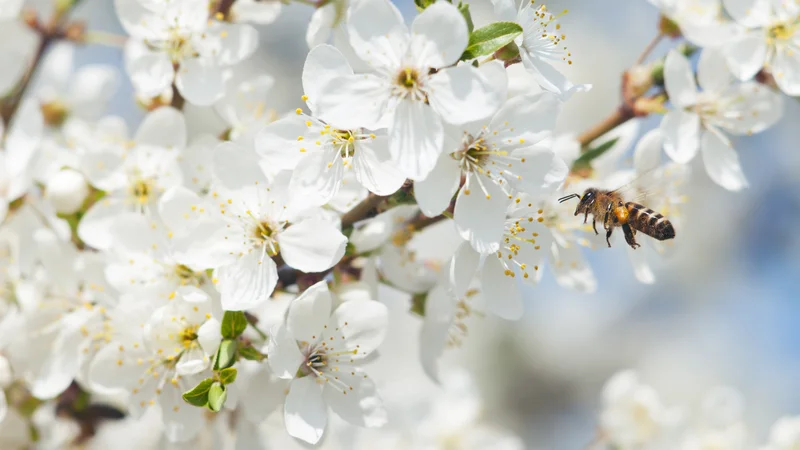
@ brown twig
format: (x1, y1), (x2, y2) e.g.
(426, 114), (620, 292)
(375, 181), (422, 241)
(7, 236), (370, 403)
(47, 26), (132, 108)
(576, 105), (635, 149)
(340, 193), (387, 229)
(635, 32), (663, 65)
(1, 3), (83, 125)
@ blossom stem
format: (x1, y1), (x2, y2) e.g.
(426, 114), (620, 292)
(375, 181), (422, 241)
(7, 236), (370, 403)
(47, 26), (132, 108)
(340, 193), (388, 229)
(635, 32), (663, 65)
(84, 30), (127, 48)
(479, 55), (497, 66)
(576, 106), (634, 149)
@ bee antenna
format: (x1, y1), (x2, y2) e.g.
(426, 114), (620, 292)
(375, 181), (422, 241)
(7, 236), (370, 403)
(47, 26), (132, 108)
(558, 193), (580, 203)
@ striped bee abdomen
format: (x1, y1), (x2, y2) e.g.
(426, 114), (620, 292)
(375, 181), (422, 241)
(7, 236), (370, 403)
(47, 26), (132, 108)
(625, 202), (675, 241)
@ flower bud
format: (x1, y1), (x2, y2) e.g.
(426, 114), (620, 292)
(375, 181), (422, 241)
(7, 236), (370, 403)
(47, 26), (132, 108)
(45, 169), (89, 214)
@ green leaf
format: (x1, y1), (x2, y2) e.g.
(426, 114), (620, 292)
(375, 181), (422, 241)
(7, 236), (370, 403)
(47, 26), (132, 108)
(182, 378), (215, 407)
(238, 345), (266, 362)
(220, 311), (247, 339)
(413, 0), (435, 11)
(207, 382), (227, 412)
(461, 22), (523, 61)
(572, 138), (620, 171)
(458, 2), (474, 34)
(213, 339), (237, 370)
(218, 367), (238, 385)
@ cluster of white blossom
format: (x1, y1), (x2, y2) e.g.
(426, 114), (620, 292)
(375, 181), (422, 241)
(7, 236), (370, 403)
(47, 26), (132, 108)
(0, 0), (797, 447)
(595, 370), (800, 450)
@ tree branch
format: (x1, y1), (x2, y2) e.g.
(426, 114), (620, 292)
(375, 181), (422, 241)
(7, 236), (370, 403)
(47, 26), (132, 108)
(340, 193), (387, 229)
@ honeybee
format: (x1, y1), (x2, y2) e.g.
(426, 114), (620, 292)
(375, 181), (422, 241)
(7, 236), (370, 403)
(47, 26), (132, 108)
(558, 187), (676, 249)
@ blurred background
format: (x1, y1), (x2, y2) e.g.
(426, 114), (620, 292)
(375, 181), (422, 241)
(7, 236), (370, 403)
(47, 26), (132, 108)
(17, 0), (800, 448)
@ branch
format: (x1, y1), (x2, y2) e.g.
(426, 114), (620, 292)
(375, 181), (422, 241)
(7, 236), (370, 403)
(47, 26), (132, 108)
(340, 193), (387, 229)
(576, 105), (634, 149)
(1, 4), (83, 125)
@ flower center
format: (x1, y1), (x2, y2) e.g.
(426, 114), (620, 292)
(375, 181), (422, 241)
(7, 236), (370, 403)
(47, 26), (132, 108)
(251, 219), (281, 257)
(178, 324), (199, 349)
(129, 178), (155, 206)
(41, 101), (69, 127)
(173, 264), (204, 286)
(396, 67), (419, 89)
(768, 21), (798, 43)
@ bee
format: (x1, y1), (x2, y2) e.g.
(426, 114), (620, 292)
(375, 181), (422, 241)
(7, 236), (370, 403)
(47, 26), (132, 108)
(558, 187), (675, 249)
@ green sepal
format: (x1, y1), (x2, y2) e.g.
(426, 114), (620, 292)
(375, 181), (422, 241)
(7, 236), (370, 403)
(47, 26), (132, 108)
(221, 311), (247, 339)
(213, 339), (237, 370)
(182, 378), (215, 407)
(238, 345), (266, 362)
(461, 22), (523, 61)
(207, 382), (226, 412)
(217, 367), (238, 385)
(572, 138), (620, 171)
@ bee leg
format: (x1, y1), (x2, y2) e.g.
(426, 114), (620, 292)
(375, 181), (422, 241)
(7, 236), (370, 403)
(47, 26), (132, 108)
(583, 210), (589, 224)
(603, 203), (613, 231)
(605, 227), (613, 248)
(592, 218), (598, 235)
(622, 223), (640, 249)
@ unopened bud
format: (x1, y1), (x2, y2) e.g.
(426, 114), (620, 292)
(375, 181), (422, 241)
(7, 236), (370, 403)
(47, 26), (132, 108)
(45, 169), (89, 214)
(63, 21), (86, 43)
(41, 101), (70, 127)
(628, 65), (653, 97)
(495, 41), (520, 63)
(658, 15), (681, 38)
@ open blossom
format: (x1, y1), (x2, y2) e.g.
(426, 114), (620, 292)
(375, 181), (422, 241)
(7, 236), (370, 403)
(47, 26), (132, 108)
(315, 0), (504, 180)
(77, 107), (185, 250)
(88, 290), (220, 442)
(215, 75), (277, 146)
(160, 145), (347, 310)
(492, 0), (590, 99)
(721, 0), (800, 94)
(0, 100), (42, 223)
(115, 0), (258, 105)
(661, 48), (782, 191)
(599, 370), (680, 449)
(258, 44), (405, 208)
(451, 196), (553, 320)
(762, 416), (800, 450)
(267, 281), (388, 444)
(414, 92), (567, 254)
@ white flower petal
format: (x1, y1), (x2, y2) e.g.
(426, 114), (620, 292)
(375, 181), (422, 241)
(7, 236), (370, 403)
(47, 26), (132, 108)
(289, 151), (341, 208)
(267, 323), (304, 379)
(633, 129), (664, 175)
(419, 279), (455, 382)
(721, 34), (767, 82)
(175, 353), (207, 376)
(126, 48), (174, 98)
(69, 65), (120, 117)
(323, 371), (387, 427)
(450, 241), (481, 299)
(160, 381), (205, 442)
(722, 0), (772, 27)
(346, 0), (409, 71)
(88, 341), (148, 392)
(135, 106), (187, 150)
(303, 44), (354, 114)
(413, 154), (460, 217)
(410, 1), (468, 68)
(77, 197), (126, 251)
(660, 110), (700, 164)
(278, 219), (347, 272)
(175, 58), (225, 106)
(454, 182), (506, 254)
(508, 147), (568, 195)
(287, 280), (332, 344)
(315, 73), (390, 130)
(664, 50), (697, 107)
(521, 54), (585, 100)
(197, 318), (222, 355)
(215, 23), (259, 65)
(5, 100), (43, 175)
(718, 82), (783, 135)
(31, 325), (86, 399)
(323, 299), (388, 359)
(701, 129), (748, 191)
(256, 114), (312, 171)
(428, 64), (504, 126)
(354, 136), (406, 196)
(390, 99), (443, 181)
(306, 4), (336, 48)
(550, 243), (596, 293)
(772, 46), (800, 96)
(241, 367), (289, 423)
(489, 92), (560, 150)
(212, 141), (269, 190)
(284, 377), (327, 445)
(232, 0), (281, 24)
(217, 252), (278, 310)
(480, 257), (523, 320)
(697, 48), (733, 92)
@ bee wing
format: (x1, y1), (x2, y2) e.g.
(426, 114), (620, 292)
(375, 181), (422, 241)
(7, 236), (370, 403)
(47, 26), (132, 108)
(608, 166), (676, 209)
